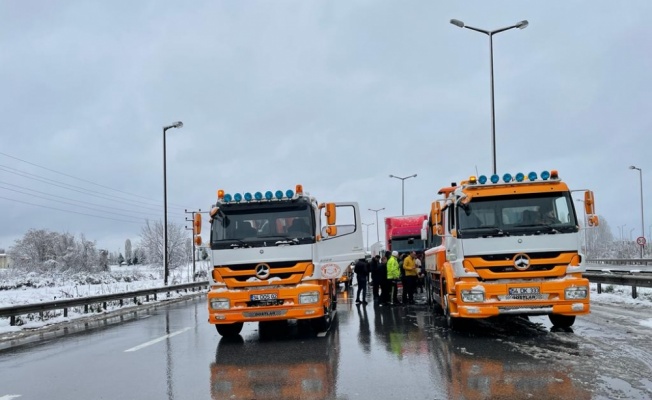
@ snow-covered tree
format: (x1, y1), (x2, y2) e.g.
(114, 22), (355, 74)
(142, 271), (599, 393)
(139, 220), (186, 269)
(8, 229), (99, 272)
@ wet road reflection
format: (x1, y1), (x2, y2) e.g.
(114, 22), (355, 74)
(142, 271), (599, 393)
(209, 290), (595, 400)
(210, 321), (340, 400)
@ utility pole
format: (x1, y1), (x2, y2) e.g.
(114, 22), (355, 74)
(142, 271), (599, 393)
(185, 209), (202, 281)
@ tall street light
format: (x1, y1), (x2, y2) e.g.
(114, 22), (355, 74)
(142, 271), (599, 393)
(450, 18), (528, 175)
(362, 222), (374, 251)
(618, 224), (626, 242)
(163, 121), (183, 286)
(389, 174), (417, 216)
(629, 165), (645, 258)
(368, 207), (385, 243)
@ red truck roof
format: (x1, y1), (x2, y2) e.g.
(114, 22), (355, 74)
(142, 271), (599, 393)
(385, 214), (427, 238)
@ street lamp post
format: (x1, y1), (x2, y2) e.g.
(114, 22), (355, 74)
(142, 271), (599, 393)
(368, 207), (385, 243)
(618, 224), (626, 242)
(389, 174), (417, 215)
(163, 121), (183, 286)
(450, 18), (528, 175)
(362, 222), (374, 251)
(629, 165), (645, 258)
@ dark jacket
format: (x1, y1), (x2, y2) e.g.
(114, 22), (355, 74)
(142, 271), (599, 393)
(370, 257), (381, 280)
(354, 259), (369, 280)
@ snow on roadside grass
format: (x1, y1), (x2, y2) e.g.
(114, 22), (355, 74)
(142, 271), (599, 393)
(0, 263), (210, 336)
(589, 283), (652, 306)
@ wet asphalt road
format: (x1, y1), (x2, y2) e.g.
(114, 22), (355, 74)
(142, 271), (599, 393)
(1, 287), (651, 400)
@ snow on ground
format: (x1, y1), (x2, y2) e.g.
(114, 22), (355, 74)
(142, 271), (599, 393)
(0, 262), (210, 336)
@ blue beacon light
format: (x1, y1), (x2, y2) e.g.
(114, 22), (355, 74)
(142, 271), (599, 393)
(254, 192), (263, 200)
(265, 191), (273, 200)
(490, 174), (500, 184)
(478, 175), (488, 184)
(528, 171), (538, 181)
(223, 193), (232, 202)
(541, 170), (551, 180)
(275, 190), (284, 199)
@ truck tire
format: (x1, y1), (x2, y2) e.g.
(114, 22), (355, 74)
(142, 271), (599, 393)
(443, 289), (464, 330)
(549, 314), (575, 329)
(312, 306), (332, 333)
(215, 322), (243, 337)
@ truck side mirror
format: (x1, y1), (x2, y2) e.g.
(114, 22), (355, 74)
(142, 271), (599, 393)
(584, 191), (595, 215)
(325, 203), (337, 225)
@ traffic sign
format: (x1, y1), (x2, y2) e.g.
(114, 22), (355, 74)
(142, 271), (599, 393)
(636, 236), (646, 246)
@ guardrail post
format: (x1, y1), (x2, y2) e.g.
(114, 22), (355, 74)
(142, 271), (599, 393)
(597, 283), (602, 294)
(64, 308), (68, 318)
(10, 316), (16, 326)
(84, 304), (88, 313)
(632, 285), (638, 299)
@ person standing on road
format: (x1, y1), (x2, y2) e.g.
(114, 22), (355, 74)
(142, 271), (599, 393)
(402, 251), (418, 304)
(387, 250), (401, 305)
(379, 254), (389, 304)
(354, 258), (369, 305)
(369, 255), (382, 301)
(415, 253), (425, 294)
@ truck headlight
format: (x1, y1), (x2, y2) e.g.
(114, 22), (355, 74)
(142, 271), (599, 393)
(565, 286), (588, 300)
(299, 291), (320, 304)
(210, 298), (230, 310)
(460, 290), (484, 303)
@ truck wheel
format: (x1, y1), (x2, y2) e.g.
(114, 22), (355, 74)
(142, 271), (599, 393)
(312, 306), (332, 333)
(443, 292), (464, 330)
(549, 314), (575, 329)
(215, 322), (243, 337)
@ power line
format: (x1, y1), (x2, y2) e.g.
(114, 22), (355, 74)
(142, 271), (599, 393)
(0, 151), (188, 209)
(0, 183), (171, 221)
(0, 195), (145, 224)
(0, 180), (178, 219)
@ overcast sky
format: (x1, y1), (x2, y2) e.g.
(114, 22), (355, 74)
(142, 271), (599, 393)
(1, 1), (651, 254)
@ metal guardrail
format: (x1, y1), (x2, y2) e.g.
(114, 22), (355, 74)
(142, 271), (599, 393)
(585, 272), (652, 299)
(0, 281), (208, 326)
(587, 258), (652, 265)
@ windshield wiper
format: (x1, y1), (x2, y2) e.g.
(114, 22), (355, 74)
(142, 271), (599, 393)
(275, 238), (299, 246)
(229, 239), (252, 248)
(536, 225), (559, 234)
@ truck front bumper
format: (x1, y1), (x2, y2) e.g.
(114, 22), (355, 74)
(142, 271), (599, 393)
(207, 284), (327, 324)
(451, 278), (590, 318)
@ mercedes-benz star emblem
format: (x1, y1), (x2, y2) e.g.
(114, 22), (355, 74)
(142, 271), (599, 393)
(255, 263), (271, 279)
(513, 253), (531, 271)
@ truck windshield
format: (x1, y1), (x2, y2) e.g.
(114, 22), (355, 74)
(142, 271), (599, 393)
(211, 202), (315, 248)
(389, 237), (426, 253)
(457, 192), (578, 238)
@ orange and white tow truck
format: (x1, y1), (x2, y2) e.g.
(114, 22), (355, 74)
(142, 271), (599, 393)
(204, 185), (364, 337)
(422, 170), (598, 329)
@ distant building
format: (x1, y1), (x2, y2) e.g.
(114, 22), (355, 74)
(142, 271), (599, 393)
(0, 253), (9, 269)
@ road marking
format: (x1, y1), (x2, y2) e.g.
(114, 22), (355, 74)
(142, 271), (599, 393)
(0, 395), (22, 399)
(124, 327), (191, 352)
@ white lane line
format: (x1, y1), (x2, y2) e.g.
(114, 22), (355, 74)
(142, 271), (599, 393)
(0, 395), (22, 399)
(124, 327), (191, 352)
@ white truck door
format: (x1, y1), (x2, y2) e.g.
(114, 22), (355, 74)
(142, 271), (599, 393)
(315, 202), (365, 279)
